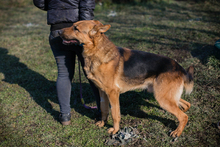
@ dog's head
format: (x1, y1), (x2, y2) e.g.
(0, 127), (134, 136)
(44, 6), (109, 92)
(59, 20), (111, 46)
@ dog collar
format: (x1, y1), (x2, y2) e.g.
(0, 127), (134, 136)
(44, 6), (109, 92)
(79, 43), (84, 47)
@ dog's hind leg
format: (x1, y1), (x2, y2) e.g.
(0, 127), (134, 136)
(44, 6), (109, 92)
(154, 77), (188, 138)
(96, 89), (109, 127)
(160, 100), (188, 138)
(179, 98), (191, 112)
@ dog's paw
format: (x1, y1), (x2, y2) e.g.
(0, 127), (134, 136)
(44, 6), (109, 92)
(95, 120), (105, 127)
(108, 128), (115, 134)
(108, 127), (119, 134)
(170, 129), (181, 138)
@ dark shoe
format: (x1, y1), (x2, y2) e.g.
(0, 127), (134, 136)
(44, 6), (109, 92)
(59, 113), (71, 125)
(95, 110), (102, 121)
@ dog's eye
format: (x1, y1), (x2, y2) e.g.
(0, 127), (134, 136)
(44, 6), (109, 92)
(74, 26), (79, 32)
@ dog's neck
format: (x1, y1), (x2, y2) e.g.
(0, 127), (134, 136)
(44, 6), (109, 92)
(82, 34), (119, 63)
(81, 34), (120, 83)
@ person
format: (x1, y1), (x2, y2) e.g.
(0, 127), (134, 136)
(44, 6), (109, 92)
(33, 0), (101, 125)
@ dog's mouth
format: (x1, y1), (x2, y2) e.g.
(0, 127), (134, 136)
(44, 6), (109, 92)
(62, 39), (80, 45)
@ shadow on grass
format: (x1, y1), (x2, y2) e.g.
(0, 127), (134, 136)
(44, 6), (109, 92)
(0, 47), (60, 119)
(0, 47), (99, 122)
(119, 91), (177, 130)
(100, 0), (220, 65)
(191, 44), (220, 65)
(0, 47), (177, 130)
(108, 24), (220, 66)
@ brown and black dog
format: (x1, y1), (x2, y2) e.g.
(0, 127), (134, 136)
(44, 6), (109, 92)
(59, 20), (194, 138)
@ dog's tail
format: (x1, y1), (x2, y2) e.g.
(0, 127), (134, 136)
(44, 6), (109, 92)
(183, 65), (194, 95)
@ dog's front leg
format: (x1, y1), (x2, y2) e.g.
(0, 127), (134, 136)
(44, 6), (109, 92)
(95, 89), (109, 127)
(107, 89), (120, 134)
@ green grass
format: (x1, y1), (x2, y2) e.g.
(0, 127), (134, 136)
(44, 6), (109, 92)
(0, 0), (220, 146)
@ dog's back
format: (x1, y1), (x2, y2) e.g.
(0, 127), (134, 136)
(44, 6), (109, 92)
(117, 47), (194, 94)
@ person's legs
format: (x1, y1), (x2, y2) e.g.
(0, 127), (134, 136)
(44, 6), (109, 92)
(55, 52), (75, 114)
(49, 30), (101, 125)
(49, 30), (76, 124)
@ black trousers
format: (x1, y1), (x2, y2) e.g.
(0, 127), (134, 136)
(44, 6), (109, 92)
(49, 30), (100, 114)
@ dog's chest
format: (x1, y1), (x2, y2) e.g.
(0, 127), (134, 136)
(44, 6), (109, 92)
(83, 57), (104, 87)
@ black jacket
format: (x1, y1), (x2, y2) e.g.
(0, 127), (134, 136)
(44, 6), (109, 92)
(33, 0), (95, 31)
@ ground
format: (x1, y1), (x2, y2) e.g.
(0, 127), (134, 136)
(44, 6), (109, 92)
(0, 0), (219, 146)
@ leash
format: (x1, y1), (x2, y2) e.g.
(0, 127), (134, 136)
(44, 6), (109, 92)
(78, 57), (97, 109)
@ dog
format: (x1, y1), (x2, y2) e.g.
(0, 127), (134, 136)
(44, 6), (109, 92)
(59, 20), (194, 138)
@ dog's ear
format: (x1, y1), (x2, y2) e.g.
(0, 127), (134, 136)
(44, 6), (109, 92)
(89, 24), (111, 37)
(98, 24), (111, 33)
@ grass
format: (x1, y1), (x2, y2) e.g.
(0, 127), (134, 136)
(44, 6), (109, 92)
(0, 0), (220, 146)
